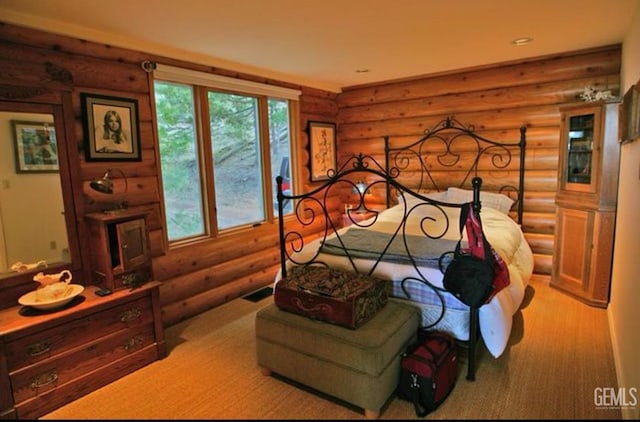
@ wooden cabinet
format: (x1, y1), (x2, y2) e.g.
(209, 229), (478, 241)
(0, 283), (166, 419)
(85, 210), (152, 293)
(551, 100), (620, 307)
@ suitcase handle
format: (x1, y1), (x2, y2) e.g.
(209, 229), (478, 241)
(407, 375), (430, 418)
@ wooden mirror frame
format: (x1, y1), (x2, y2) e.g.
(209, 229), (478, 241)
(0, 90), (83, 309)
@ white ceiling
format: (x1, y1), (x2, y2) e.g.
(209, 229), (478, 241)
(0, 0), (638, 92)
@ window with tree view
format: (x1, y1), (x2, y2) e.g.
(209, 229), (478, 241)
(154, 75), (297, 244)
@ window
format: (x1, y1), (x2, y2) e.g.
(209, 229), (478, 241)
(153, 65), (300, 244)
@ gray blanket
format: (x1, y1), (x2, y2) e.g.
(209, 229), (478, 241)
(320, 228), (458, 269)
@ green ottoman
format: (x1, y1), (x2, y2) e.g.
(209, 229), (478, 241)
(255, 300), (420, 419)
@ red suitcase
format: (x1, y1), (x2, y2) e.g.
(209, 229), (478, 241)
(397, 330), (458, 417)
(274, 265), (390, 329)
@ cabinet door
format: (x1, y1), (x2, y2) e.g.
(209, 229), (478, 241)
(559, 104), (602, 194)
(553, 207), (594, 294)
(117, 218), (149, 270)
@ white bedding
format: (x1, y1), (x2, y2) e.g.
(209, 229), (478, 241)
(276, 202), (534, 359)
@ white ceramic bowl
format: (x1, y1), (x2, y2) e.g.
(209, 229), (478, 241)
(18, 284), (85, 311)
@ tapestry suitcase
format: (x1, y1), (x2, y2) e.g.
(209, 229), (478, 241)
(397, 330), (458, 417)
(273, 265), (390, 329)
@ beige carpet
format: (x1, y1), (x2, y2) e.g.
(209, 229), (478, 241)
(42, 277), (621, 420)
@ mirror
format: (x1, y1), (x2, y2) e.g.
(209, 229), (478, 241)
(0, 97), (81, 307)
(0, 110), (69, 275)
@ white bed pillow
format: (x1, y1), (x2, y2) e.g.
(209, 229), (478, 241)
(397, 190), (448, 207)
(446, 187), (514, 214)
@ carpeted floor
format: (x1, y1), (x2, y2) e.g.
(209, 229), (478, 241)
(42, 276), (621, 420)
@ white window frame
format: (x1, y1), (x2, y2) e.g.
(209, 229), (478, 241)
(152, 65), (301, 246)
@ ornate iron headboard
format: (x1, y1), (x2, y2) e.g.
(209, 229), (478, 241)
(384, 116), (527, 224)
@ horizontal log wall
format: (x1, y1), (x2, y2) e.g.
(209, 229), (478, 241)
(0, 22), (337, 327)
(0, 21), (621, 326)
(336, 45), (622, 279)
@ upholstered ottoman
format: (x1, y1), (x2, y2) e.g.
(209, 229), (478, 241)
(255, 300), (420, 419)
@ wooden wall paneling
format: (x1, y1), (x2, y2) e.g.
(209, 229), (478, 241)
(533, 253), (553, 275)
(525, 233), (555, 255)
(336, 45), (621, 279)
(148, 229), (166, 257)
(0, 21), (154, 65)
(0, 42), (148, 94)
(338, 125), (561, 153)
(300, 92), (338, 117)
(161, 265), (278, 326)
(338, 106), (562, 141)
(0, 22), (295, 326)
(153, 226), (280, 281)
(338, 77), (619, 124)
(159, 248), (281, 307)
(0, 57), (72, 93)
(0, 22), (622, 325)
(338, 46), (621, 106)
(521, 191), (557, 213)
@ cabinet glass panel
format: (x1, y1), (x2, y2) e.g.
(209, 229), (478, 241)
(566, 113), (594, 184)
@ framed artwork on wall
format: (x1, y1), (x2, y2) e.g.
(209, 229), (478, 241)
(308, 121), (337, 182)
(81, 93), (141, 161)
(620, 83), (639, 144)
(12, 120), (59, 173)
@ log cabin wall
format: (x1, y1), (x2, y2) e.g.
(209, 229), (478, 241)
(0, 22), (337, 326)
(335, 45), (622, 281)
(0, 20), (621, 325)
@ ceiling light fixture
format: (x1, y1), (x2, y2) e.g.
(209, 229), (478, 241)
(512, 37), (533, 46)
(355, 68), (370, 73)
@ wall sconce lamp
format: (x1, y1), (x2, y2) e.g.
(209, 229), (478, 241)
(352, 179), (370, 213)
(90, 168), (128, 214)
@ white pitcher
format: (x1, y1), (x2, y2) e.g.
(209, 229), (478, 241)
(33, 269), (72, 285)
(33, 270), (73, 302)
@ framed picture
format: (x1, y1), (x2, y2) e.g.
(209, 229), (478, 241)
(81, 93), (141, 161)
(12, 120), (59, 173)
(620, 83), (639, 144)
(308, 121), (337, 182)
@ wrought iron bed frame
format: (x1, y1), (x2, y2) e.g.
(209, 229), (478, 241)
(275, 116), (527, 381)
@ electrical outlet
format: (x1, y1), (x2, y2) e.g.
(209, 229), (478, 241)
(50, 240), (57, 250)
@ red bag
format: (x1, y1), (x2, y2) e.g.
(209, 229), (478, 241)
(397, 330), (458, 417)
(461, 203), (510, 303)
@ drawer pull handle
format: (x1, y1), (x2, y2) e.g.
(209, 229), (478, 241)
(123, 335), (144, 352)
(31, 369), (58, 391)
(120, 308), (142, 322)
(27, 341), (52, 357)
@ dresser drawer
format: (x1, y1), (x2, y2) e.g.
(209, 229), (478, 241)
(10, 323), (156, 404)
(15, 344), (160, 419)
(5, 296), (152, 371)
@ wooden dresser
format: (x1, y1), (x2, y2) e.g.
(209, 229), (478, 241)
(0, 282), (165, 419)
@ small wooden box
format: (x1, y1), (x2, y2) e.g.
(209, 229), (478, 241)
(85, 209), (152, 292)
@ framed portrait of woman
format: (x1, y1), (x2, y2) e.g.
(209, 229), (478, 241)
(81, 93), (141, 161)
